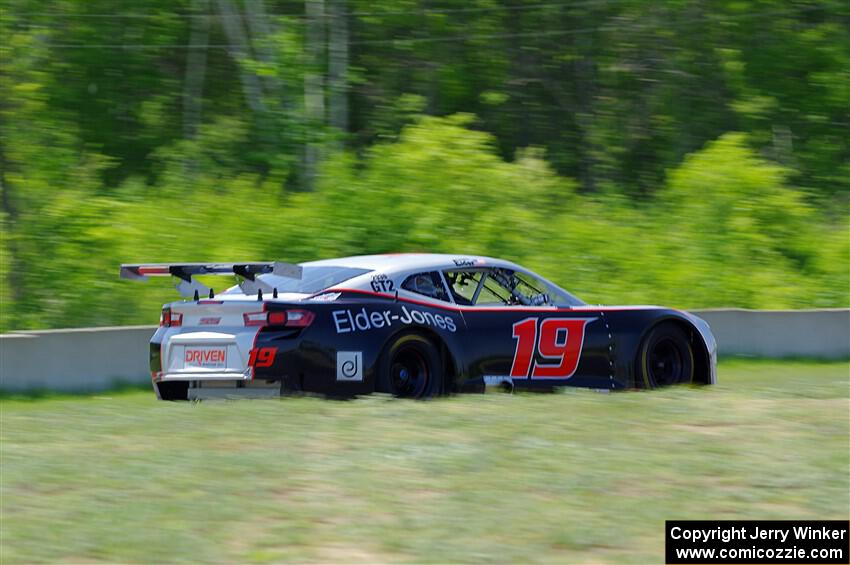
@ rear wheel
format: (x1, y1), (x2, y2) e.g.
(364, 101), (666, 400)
(156, 380), (188, 401)
(378, 333), (443, 398)
(637, 322), (694, 388)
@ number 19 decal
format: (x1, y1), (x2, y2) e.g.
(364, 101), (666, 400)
(510, 317), (596, 379)
(249, 347), (277, 368)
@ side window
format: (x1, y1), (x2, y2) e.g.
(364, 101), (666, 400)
(444, 269), (514, 305)
(444, 270), (483, 305)
(475, 274), (513, 305)
(401, 272), (450, 302)
(511, 271), (553, 306)
(445, 268), (555, 306)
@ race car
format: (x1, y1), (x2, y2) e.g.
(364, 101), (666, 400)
(121, 254), (717, 400)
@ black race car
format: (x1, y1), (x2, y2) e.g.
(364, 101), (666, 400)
(120, 254), (717, 400)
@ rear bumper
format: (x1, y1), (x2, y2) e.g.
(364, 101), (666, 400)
(187, 385), (281, 400)
(155, 370), (251, 382)
(152, 375), (282, 400)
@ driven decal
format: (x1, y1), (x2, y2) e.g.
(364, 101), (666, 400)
(333, 306), (457, 333)
(184, 348), (226, 367)
(510, 317), (597, 379)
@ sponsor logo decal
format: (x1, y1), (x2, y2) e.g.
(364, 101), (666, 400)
(452, 258), (486, 267)
(309, 292), (341, 302)
(332, 306), (457, 334)
(370, 274), (395, 293)
(337, 351), (363, 381)
(184, 347), (227, 367)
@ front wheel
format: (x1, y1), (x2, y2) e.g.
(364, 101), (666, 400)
(637, 322), (694, 388)
(378, 333), (443, 398)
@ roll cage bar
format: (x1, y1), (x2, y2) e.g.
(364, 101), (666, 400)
(445, 267), (551, 307)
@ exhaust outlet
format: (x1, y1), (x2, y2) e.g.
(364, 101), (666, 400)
(483, 376), (514, 393)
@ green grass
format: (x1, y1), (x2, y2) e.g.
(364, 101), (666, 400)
(1, 360), (848, 564)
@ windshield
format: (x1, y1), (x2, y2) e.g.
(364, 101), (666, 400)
(222, 266), (372, 295)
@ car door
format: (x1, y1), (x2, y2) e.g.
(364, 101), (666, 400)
(444, 268), (614, 390)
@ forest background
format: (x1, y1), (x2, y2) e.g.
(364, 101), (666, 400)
(1, 0), (847, 331)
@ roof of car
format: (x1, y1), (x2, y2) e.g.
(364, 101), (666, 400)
(211, 253), (584, 306)
(301, 253), (521, 274)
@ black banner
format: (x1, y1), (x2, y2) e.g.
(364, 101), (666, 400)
(666, 520), (849, 564)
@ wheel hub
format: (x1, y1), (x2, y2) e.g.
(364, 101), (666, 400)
(649, 338), (683, 385)
(390, 347), (429, 397)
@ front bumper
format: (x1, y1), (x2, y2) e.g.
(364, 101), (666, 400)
(683, 312), (718, 384)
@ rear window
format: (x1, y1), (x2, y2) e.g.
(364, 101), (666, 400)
(223, 266), (372, 295)
(401, 271), (451, 302)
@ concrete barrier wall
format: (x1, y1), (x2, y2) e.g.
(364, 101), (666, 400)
(693, 309), (849, 359)
(1, 310), (848, 393)
(0, 326), (156, 393)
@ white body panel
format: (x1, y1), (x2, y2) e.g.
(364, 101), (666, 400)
(156, 301), (264, 383)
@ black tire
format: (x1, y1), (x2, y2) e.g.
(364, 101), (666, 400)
(378, 333), (443, 398)
(637, 322), (694, 388)
(156, 380), (188, 401)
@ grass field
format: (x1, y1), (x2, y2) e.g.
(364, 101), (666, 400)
(1, 360), (848, 563)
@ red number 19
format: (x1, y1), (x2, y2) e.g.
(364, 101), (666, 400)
(249, 347), (276, 368)
(510, 317), (595, 379)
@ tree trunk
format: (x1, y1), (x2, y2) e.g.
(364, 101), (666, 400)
(507, 4), (530, 149)
(243, 0), (283, 105)
(327, 0), (348, 147)
(216, 0), (266, 113)
(574, 31), (597, 193)
(303, 0), (326, 190)
(183, 0), (210, 139)
(0, 136), (22, 308)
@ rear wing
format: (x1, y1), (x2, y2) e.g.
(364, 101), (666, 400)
(120, 262), (302, 298)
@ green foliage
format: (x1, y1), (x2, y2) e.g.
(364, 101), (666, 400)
(656, 133), (823, 308)
(279, 121), (847, 310)
(1, 1), (848, 331)
(6, 115), (845, 332)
